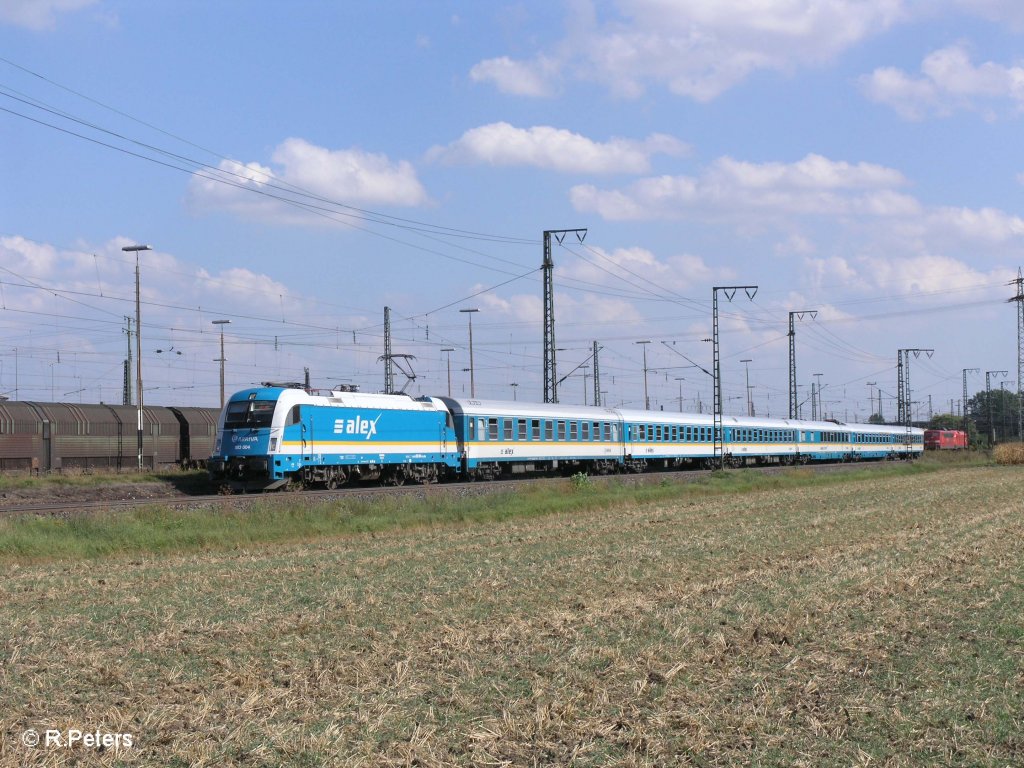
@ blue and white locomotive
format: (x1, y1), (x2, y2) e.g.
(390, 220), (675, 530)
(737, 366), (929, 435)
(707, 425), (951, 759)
(208, 384), (924, 491)
(207, 385), (459, 491)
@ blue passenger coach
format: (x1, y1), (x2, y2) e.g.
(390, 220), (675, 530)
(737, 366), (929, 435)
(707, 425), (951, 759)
(440, 398), (624, 480)
(208, 386), (459, 490)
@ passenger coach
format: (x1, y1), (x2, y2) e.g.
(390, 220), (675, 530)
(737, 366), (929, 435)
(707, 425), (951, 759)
(439, 397), (624, 479)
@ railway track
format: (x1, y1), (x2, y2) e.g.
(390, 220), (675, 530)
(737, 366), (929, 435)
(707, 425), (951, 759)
(0, 459), (909, 519)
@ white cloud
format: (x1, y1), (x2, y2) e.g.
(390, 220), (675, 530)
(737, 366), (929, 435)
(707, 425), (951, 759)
(949, 0), (1024, 30)
(861, 43), (1024, 119)
(803, 256), (864, 294)
(857, 252), (995, 295)
(0, 0), (95, 30)
(571, 153), (914, 220)
(0, 235), (59, 278)
(560, 245), (717, 299)
(469, 55), (559, 97)
(709, 154), (906, 190)
(200, 267), (291, 303)
(187, 138), (429, 223)
(775, 234), (816, 255)
(427, 122), (688, 174)
(472, 0), (905, 101)
(929, 206), (1024, 243)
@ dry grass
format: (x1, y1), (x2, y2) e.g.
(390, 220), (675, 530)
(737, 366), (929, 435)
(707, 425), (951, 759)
(1, 466), (1022, 766)
(992, 442), (1024, 464)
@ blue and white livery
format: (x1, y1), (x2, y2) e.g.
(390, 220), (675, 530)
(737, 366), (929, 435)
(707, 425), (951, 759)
(208, 386), (459, 491)
(208, 387), (923, 490)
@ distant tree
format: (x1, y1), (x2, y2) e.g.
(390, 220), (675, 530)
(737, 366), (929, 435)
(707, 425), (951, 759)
(867, 413), (886, 425)
(926, 413), (959, 430)
(968, 388), (1022, 445)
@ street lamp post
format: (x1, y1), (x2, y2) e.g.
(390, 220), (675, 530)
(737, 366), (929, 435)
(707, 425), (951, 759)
(510, 382), (518, 401)
(813, 373), (824, 420)
(675, 377), (685, 413)
(460, 308), (479, 398)
(122, 244), (152, 471)
(441, 348), (455, 397)
(636, 340), (651, 410)
(741, 358), (753, 416)
(212, 320), (231, 408)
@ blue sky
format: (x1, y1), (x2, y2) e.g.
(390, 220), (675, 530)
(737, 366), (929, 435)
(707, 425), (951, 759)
(2, 0), (1024, 421)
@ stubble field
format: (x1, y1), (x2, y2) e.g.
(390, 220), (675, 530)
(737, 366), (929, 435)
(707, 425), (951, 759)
(1, 464), (1021, 767)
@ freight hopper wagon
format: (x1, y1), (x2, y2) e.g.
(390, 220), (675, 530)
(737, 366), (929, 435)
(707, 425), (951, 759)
(208, 385), (461, 491)
(0, 401), (218, 472)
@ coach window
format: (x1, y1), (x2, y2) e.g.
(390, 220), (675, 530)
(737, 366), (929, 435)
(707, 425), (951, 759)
(569, 421), (578, 440)
(603, 423), (611, 441)
(503, 419), (513, 440)
(545, 421), (553, 440)
(557, 421), (566, 440)
(488, 418), (499, 441)
(593, 422), (601, 440)
(517, 419), (527, 440)
(531, 419), (540, 440)
(582, 421), (590, 441)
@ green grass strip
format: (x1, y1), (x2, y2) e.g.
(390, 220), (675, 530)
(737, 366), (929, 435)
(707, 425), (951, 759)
(0, 455), (982, 562)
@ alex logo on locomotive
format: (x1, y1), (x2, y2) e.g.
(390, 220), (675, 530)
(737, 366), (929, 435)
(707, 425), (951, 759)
(332, 414), (382, 439)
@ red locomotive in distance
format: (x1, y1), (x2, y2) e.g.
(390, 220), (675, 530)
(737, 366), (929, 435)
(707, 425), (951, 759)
(924, 429), (969, 450)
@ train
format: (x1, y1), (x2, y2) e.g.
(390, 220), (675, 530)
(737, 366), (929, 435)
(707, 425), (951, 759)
(0, 400), (220, 473)
(923, 428), (969, 450)
(207, 384), (925, 491)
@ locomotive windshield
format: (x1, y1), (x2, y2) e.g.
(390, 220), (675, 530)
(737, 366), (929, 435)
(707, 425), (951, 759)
(224, 399), (276, 429)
